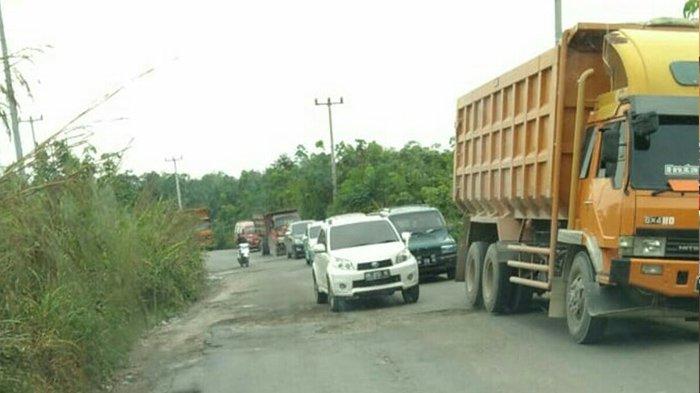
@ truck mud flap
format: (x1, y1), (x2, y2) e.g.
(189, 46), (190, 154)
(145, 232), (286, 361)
(584, 283), (698, 319)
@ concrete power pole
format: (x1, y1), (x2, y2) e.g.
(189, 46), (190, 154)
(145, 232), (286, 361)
(166, 156), (184, 210)
(554, 0), (562, 44)
(0, 2), (21, 161)
(19, 115), (43, 148)
(314, 97), (344, 202)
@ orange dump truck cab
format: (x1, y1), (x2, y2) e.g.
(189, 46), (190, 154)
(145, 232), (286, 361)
(453, 20), (698, 343)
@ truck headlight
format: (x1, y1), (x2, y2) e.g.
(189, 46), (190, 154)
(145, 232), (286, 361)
(294, 238), (303, 245)
(395, 249), (412, 264)
(333, 258), (354, 270)
(619, 236), (666, 257)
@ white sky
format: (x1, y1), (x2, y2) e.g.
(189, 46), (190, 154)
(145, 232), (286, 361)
(1, 0), (686, 177)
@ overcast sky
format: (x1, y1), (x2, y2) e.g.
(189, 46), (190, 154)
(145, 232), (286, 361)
(0, 0), (687, 177)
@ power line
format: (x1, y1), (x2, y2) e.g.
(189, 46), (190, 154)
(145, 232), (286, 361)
(19, 115), (43, 148)
(314, 97), (344, 202)
(165, 156), (183, 210)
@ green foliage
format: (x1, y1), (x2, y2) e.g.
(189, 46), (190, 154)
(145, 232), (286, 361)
(684, 0), (698, 18)
(0, 142), (204, 392)
(136, 139), (461, 245)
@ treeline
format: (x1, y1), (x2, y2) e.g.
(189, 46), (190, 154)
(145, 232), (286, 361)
(0, 141), (205, 392)
(115, 139), (461, 248)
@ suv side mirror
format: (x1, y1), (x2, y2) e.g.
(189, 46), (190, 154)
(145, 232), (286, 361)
(401, 232), (412, 243)
(313, 243), (326, 253)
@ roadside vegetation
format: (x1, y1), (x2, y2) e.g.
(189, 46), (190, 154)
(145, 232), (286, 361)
(0, 140), (205, 392)
(118, 139), (461, 249)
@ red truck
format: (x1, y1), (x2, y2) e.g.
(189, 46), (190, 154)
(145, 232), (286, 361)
(234, 220), (261, 251)
(260, 209), (301, 256)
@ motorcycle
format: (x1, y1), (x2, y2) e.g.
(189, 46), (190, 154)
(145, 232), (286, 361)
(238, 242), (251, 267)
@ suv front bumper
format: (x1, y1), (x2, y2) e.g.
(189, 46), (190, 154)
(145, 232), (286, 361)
(328, 260), (419, 298)
(415, 252), (456, 274)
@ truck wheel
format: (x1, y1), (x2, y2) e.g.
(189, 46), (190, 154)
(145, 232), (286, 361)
(464, 241), (488, 309)
(402, 285), (420, 303)
(481, 243), (511, 314)
(566, 251), (607, 344)
(314, 274), (327, 304)
(509, 285), (533, 313)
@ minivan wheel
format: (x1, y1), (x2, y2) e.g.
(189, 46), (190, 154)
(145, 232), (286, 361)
(566, 251), (607, 344)
(464, 241), (488, 309)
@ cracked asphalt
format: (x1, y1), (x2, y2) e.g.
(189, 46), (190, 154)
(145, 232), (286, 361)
(114, 250), (699, 393)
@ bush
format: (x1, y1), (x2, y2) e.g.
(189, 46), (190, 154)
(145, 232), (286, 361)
(0, 142), (205, 392)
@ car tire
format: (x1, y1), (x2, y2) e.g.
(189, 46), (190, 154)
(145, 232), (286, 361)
(566, 251), (607, 344)
(481, 243), (511, 314)
(401, 285), (420, 304)
(314, 274), (327, 304)
(464, 241), (488, 309)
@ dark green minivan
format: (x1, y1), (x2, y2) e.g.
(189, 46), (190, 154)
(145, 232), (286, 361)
(377, 206), (457, 279)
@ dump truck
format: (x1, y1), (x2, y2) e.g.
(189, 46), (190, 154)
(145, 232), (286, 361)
(190, 207), (214, 248)
(260, 209), (301, 256)
(452, 20), (699, 343)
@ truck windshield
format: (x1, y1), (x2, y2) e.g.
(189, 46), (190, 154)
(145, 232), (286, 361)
(388, 211), (446, 234)
(330, 221), (399, 250)
(630, 115), (699, 190)
(273, 214), (299, 228)
(291, 222), (309, 235)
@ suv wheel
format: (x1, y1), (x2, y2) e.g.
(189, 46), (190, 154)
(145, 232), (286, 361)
(314, 274), (327, 304)
(402, 285), (420, 303)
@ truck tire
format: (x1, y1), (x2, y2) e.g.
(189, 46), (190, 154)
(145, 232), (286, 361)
(313, 273), (327, 304)
(481, 243), (512, 314)
(464, 241), (488, 309)
(508, 285), (533, 313)
(566, 251), (607, 344)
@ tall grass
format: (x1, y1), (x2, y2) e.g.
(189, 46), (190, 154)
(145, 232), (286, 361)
(0, 141), (205, 392)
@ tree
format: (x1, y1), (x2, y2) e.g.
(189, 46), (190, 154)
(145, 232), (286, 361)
(684, 0), (698, 18)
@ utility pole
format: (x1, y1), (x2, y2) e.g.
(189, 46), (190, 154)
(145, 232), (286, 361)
(314, 97), (343, 202)
(0, 2), (21, 161)
(165, 156), (183, 210)
(554, 0), (562, 44)
(19, 115), (43, 148)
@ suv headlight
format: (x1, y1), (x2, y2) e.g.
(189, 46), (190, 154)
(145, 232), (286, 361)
(395, 249), (413, 264)
(441, 237), (457, 253)
(333, 258), (354, 270)
(293, 238), (303, 245)
(619, 236), (666, 257)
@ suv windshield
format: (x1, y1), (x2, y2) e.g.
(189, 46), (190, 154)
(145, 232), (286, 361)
(291, 222), (309, 235)
(308, 226), (321, 239)
(630, 115), (699, 190)
(330, 221), (399, 250)
(388, 211), (446, 234)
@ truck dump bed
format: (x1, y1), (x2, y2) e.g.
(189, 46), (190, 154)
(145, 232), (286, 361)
(453, 23), (637, 221)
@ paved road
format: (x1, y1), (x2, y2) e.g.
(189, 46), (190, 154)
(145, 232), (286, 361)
(144, 250), (699, 393)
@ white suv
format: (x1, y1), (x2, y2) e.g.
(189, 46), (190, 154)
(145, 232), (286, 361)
(311, 215), (420, 311)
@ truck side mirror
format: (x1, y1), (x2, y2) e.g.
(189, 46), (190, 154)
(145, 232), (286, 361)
(631, 111), (659, 137)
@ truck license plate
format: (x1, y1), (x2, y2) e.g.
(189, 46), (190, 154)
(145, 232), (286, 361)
(364, 269), (390, 281)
